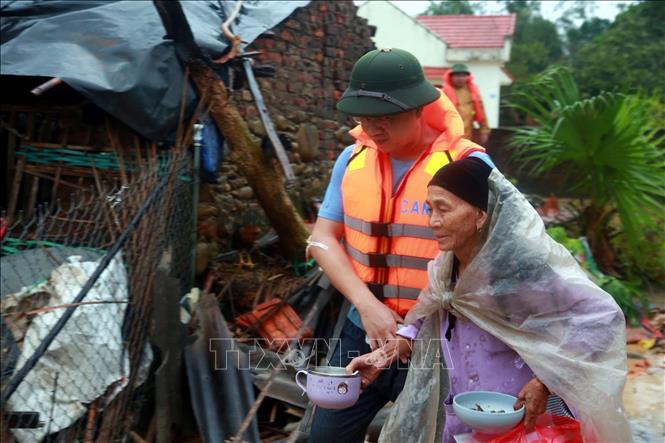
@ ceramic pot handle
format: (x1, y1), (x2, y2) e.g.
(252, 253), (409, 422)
(295, 370), (308, 394)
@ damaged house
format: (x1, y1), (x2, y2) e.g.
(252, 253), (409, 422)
(0, 1), (374, 442)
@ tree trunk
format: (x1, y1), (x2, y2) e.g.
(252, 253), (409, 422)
(153, 0), (309, 260)
(191, 63), (309, 259)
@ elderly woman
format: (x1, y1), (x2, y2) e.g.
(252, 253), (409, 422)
(347, 158), (631, 443)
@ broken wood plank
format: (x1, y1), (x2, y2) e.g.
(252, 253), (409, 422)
(0, 118), (27, 140)
(23, 168), (89, 191)
(83, 400), (97, 443)
(26, 176), (40, 218)
(17, 141), (111, 152)
(284, 407), (305, 418)
(128, 431), (148, 443)
(49, 163), (64, 211)
(106, 118), (129, 185)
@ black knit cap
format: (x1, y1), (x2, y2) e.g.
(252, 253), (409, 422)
(428, 157), (492, 211)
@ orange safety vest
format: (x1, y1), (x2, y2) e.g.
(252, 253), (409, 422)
(442, 69), (486, 126)
(341, 92), (485, 317)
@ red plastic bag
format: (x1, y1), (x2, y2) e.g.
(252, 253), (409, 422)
(478, 414), (583, 443)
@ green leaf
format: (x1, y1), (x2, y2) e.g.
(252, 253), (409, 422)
(508, 67), (665, 260)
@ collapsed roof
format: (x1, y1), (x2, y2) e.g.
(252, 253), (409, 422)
(0, 0), (309, 141)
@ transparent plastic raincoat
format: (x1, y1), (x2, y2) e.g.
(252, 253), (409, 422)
(379, 170), (631, 443)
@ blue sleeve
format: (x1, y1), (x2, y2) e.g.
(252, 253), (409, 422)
(468, 151), (497, 169)
(317, 145), (355, 222)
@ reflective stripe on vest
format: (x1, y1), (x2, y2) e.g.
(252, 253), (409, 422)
(341, 94), (486, 317)
(344, 214), (436, 240)
(366, 283), (421, 301)
(345, 243), (430, 271)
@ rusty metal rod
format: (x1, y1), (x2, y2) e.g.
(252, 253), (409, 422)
(243, 57), (296, 182)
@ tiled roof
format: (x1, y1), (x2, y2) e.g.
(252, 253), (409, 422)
(417, 14), (516, 49)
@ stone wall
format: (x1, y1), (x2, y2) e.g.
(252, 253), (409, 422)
(199, 0), (375, 252)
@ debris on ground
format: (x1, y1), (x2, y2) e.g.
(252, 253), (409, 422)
(235, 299), (313, 352)
(623, 303), (665, 443)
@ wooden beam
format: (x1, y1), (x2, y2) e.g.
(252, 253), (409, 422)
(22, 141), (112, 152)
(26, 176), (39, 218)
(23, 169), (89, 192)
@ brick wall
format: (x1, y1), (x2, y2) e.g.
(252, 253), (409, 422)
(236, 0), (375, 160)
(199, 1), (375, 254)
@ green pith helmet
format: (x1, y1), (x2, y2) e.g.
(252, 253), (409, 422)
(336, 48), (441, 116)
(451, 63), (470, 74)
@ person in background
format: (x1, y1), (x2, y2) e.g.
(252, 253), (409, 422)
(442, 64), (491, 145)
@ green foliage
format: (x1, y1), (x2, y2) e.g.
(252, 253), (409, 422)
(422, 0), (481, 15)
(642, 93), (665, 128)
(573, 1), (665, 97)
(503, 2), (563, 82)
(500, 1), (664, 123)
(496, 0), (563, 125)
(509, 66), (665, 256)
(547, 227), (584, 261)
(555, 0), (607, 51)
(565, 17), (610, 62)
(612, 224), (665, 285)
(499, 0), (541, 15)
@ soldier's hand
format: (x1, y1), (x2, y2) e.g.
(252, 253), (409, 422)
(358, 298), (403, 351)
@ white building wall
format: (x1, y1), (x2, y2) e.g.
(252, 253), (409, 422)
(501, 39), (512, 63)
(447, 47), (504, 62)
(357, 1), (447, 67)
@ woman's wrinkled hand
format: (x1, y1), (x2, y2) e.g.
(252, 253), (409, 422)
(514, 377), (550, 432)
(345, 348), (393, 389)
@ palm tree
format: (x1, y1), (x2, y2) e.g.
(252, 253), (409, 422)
(508, 66), (665, 273)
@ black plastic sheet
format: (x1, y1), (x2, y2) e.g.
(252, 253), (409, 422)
(185, 292), (260, 443)
(0, 0), (309, 141)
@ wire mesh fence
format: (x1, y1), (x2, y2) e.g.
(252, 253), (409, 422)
(1, 149), (195, 442)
